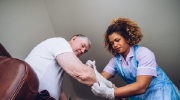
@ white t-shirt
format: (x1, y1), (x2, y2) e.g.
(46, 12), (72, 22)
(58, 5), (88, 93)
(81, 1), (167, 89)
(25, 37), (73, 100)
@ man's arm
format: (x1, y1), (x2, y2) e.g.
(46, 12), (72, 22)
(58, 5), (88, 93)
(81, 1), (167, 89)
(56, 52), (97, 86)
(59, 85), (67, 100)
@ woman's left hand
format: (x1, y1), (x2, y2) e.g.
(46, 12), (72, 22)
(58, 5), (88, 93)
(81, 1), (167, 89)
(112, 84), (125, 100)
(112, 84), (117, 89)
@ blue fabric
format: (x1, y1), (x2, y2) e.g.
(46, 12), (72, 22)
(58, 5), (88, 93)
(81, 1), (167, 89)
(115, 45), (180, 100)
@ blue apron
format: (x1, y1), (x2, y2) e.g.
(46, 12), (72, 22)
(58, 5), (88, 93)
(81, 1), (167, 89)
(115, 45), (180, 100)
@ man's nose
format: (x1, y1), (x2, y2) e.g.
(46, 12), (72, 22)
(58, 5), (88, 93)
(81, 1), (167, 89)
(81, 48), (85, 53)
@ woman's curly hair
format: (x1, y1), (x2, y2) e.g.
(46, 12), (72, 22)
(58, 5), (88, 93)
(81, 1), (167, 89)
(104, 17), (143, 55)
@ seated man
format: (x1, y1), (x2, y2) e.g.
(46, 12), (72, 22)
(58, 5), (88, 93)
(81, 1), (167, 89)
(24, 34), (97, 100)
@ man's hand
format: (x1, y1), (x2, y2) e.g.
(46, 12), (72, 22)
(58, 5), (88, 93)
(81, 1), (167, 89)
(59, 85), (67, 100)
(86, 60), (95, 68)
(91, 81), (115, 100)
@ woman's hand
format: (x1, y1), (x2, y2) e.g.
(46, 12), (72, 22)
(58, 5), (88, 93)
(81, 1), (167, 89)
(112, 84), (125, 100)
(91, 81), (115, 100)
(112, 84), (117, 89)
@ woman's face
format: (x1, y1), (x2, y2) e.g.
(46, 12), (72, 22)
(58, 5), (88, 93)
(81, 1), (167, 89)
(108, 32), (130, 57)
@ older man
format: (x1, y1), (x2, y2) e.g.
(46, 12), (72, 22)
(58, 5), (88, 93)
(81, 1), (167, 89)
(25, 34), (97, 100)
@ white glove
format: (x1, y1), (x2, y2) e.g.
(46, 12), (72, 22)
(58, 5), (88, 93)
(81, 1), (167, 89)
(91, 81), (115, 100)
(86, 60), (112, 88)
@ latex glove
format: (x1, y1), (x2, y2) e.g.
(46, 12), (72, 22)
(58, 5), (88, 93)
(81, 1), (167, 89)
(111, 84), (125, 100)
(86, 60), (112, 88)
(91, 81), (115, 100)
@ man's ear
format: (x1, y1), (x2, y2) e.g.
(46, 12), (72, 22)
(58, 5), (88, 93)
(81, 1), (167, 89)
(71, 36), (77, 42)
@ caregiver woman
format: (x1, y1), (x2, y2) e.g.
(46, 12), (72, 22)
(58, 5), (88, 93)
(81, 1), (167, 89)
(91, 17), (180, 100)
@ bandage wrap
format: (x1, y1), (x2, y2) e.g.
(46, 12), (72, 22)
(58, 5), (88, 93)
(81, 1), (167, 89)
(86, 60), (112, 88)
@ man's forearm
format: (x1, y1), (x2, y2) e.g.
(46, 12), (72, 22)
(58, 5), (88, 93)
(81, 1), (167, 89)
(73, 65), (97, 86)
(56, 52), (97, 86)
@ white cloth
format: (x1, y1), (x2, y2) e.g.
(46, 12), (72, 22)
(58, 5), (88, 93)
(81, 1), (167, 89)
(25, 37), (73, 100)
(86, 60), (112, 88)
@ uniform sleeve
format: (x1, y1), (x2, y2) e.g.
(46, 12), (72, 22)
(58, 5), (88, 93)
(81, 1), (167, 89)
(103, 57), (117, 76)
(136, 47), (157, 77)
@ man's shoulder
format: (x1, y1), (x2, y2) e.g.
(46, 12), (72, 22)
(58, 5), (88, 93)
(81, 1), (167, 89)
(46, 37), (67, 42)
(33, 37), (70, 50)
(41, 37), (68, 45)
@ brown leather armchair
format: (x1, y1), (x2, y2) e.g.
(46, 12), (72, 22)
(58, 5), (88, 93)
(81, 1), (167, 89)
(0, 43), (39, 100)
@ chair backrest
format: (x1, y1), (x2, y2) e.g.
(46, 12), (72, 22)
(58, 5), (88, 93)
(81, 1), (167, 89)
(0, 43), (39, 100)
(0, 43), (12, 57)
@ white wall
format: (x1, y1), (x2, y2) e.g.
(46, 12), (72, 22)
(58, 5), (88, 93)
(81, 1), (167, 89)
(0, 0), (77, 100)
(44, 0), (78, 100)
(1, 0), (180, 100)
(0, 0), (55, 60)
